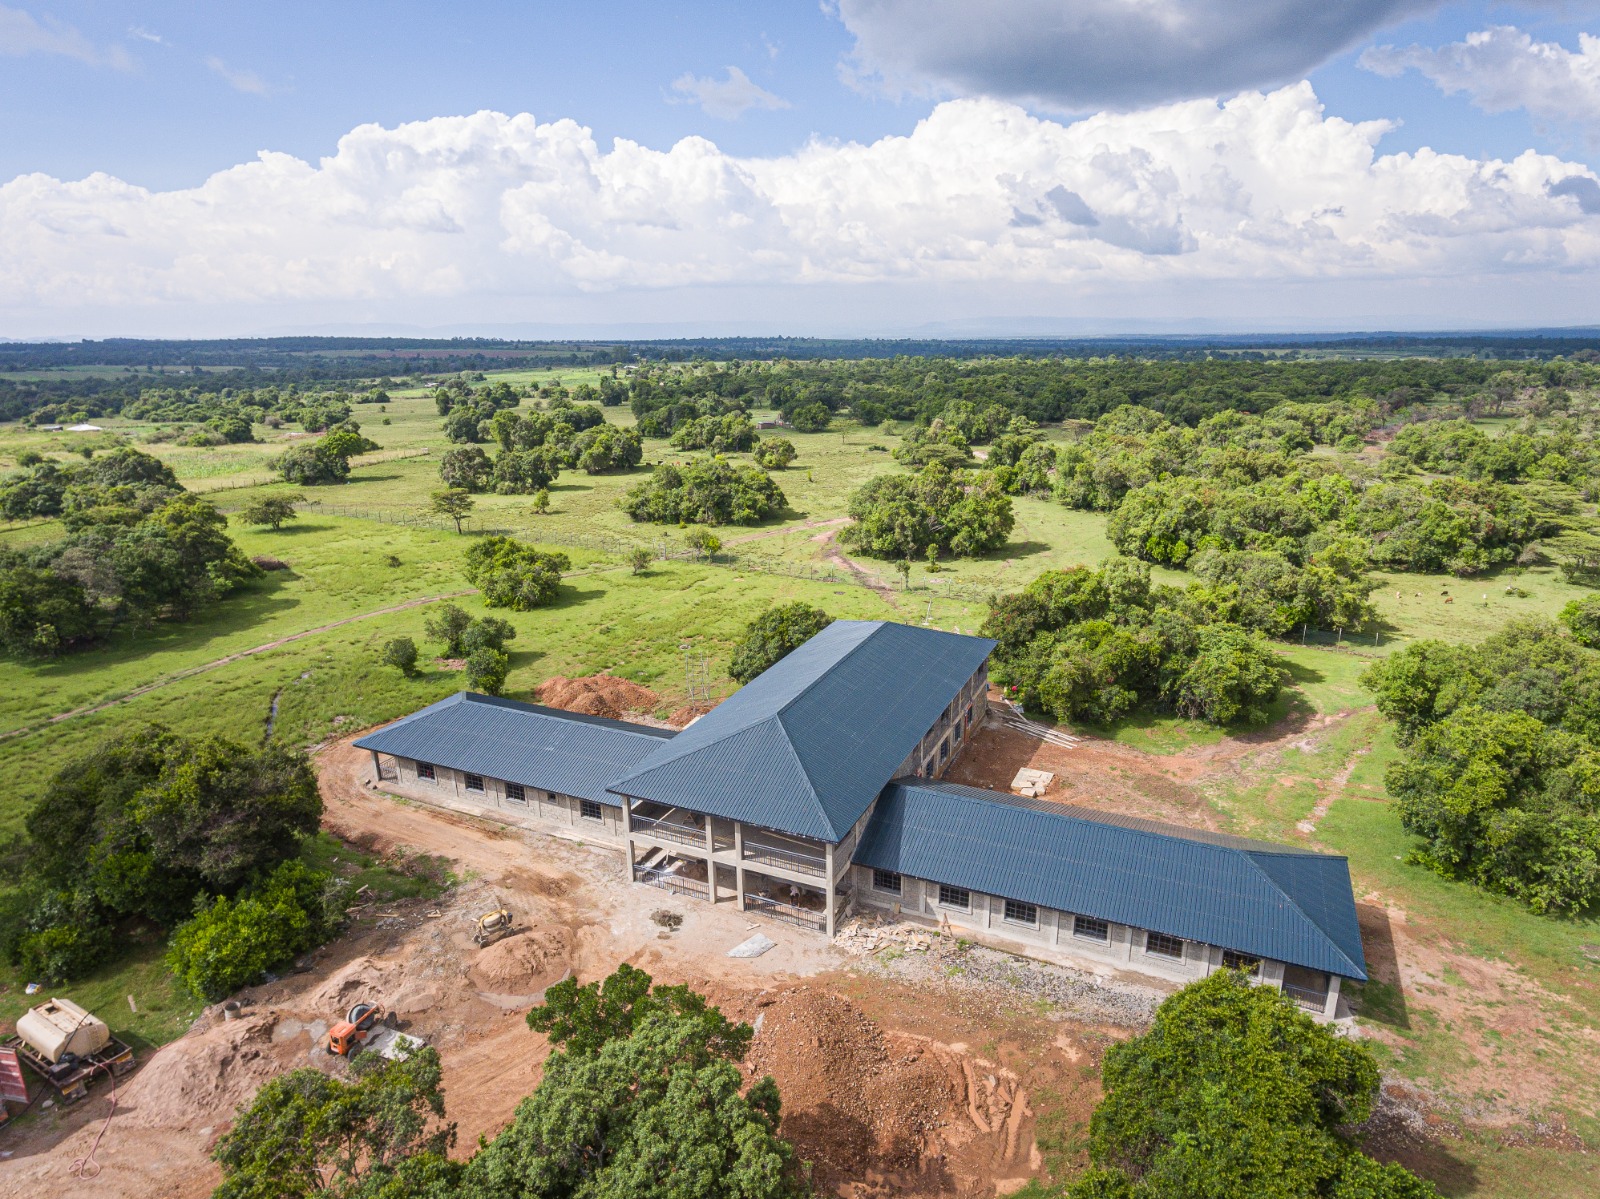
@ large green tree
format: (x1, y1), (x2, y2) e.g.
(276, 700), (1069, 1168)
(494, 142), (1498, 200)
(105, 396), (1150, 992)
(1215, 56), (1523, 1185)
(463, 537), (570, 610)
(842, 461), (1014, 559)
(728, 603), (833, 683)
(1066, 972), (1437, 1199)
(213, 1046), (455, 1199)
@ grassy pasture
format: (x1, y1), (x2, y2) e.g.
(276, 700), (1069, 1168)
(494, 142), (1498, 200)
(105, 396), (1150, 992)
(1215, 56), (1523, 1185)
(4, 373), (1600, 1194)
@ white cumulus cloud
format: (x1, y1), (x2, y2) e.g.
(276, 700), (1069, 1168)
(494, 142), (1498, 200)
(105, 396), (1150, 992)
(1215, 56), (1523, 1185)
(0, 87), (1596, 324)
(832, 0), (1436, 110)
(0, 4), (132, 68)
(669, 66), (790, 119)
(1362, 26), (1600, 133)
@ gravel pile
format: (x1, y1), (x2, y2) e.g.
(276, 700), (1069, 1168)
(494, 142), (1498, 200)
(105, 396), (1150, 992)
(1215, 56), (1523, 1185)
(841, 918), (1161, 1029)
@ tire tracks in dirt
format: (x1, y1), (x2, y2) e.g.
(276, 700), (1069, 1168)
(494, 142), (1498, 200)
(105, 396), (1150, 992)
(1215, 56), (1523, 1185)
(0, 591), (474, 744)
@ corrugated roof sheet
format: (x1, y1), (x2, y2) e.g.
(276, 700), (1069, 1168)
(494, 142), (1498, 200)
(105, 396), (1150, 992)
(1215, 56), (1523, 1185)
(853, 779), (1366, 980)
(354, 692), (674, 806)
(609, 621), (996, 841)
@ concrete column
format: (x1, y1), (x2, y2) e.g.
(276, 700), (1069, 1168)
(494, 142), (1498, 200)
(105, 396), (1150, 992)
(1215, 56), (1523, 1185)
(370, 750), (382, 779)
(734, 822), (746, 911)
(824, 841), (837, 937)
(623, 798), (637, 884)
(1324, 976), (1342, 1021)
(705, 819), (717, 904)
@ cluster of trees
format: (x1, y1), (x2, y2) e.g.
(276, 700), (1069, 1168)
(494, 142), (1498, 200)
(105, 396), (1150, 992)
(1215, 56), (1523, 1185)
(1060, 970), (1437, 1199)
(1362, 611), (1600, 914)
(1053, 405), (1558, 579)
(728, 602), (833, 683)
(211, 964), (807, 1199)
(619, 459), (787, 526)
(670, 412), (758, 452)
(439, 408), (643, 495)
(842, 461), (1014, 560)
(1388, 416), (1600, 488)
(0, 726), (325, 988)
(983, 560), (1288, 727)
(463, 537), (570, 611)
(602, 353), (1569, 432)
(0, 449), (260, 656)
(378, 602), (520, 694)
(273, 422), (382, 486)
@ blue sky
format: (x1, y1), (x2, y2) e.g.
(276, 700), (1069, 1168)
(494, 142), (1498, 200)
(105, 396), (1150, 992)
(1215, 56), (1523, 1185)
(2, 2), (1599, 336)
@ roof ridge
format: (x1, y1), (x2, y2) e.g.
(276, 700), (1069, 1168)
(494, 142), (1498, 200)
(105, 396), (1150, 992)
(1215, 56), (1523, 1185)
(902, 780), (1322, 857)
(1237, 852), (1365, 978)
(765, 620), (885, 723)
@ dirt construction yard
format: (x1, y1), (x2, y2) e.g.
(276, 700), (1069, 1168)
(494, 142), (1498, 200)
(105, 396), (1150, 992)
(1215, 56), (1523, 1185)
(0, 733), (1140, 1199)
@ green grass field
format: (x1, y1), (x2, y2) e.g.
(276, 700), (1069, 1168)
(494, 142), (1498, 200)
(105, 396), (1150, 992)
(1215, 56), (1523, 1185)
(3, 378), (1598, 1195)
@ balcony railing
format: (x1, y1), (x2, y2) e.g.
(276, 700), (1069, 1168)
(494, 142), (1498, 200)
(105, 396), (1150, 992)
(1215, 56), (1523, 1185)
(632, 815), (708, 847)
(743, 840), (826, 877)
(635, 866), (709, 900)
(745, 893), (826, 932)
(1282, 983), (1329, 1012)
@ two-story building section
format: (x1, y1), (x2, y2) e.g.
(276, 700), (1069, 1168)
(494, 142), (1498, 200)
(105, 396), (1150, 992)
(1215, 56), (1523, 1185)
(355, 618), (1365, 1019)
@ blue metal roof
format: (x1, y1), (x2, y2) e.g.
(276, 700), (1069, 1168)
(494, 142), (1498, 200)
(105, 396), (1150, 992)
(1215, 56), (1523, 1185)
(608, 621), (996, 841)
(853, 780), (1366, 980)
(354, 692), (674, 806)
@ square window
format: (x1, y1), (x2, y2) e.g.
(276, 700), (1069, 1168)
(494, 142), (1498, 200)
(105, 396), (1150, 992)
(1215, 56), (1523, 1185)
(1003, 898), (1038, 926)
(1073, 915), (1109, 943)
(504, 782), (526, 804)
(1145, 931), (1185, 959)
(579, 798), (603, 821)
(464, 773), (485, 793)
(938, 884), (970, 910)
(415, 761), (435, 781)
(1222, 950), (1260, 976)
(872, 868), (902, 895)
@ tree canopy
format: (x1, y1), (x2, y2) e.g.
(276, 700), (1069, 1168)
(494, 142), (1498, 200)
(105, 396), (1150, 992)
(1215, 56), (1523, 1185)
(462, 537), (570, 610)
(1066, 971), (1436, 1199)
(728, 603), (833, 683)
(619, 459), (786, 526)
(842, 461), (1014, 560)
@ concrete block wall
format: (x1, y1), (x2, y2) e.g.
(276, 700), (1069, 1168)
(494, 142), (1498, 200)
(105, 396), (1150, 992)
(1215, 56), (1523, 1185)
(384, 757), (626, 845)
(848, 864), (1331, 1000)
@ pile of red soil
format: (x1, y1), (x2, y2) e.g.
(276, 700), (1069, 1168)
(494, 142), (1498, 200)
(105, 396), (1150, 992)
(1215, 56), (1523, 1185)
(735, 987), (1031, 1194)
(666, 701), (720, 727)
(535, 674), (660, 720)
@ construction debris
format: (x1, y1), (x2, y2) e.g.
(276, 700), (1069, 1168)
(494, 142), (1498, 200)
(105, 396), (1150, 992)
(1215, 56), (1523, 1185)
(728, 933), (777, 958)
(1009, 767), (1054, 798)
(998, 700), (1081, 749)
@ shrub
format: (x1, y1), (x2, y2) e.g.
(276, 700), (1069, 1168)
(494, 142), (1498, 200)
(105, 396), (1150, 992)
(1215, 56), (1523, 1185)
(491, 447), (562, 494)
(1559, 594), (1600, 647)
(381, 636), (419, 676)
(167, 861), (334, 1002)
(729, 603), (833, 683)
(438, 447), (493, 492)
(272, 444), (349, 486)
(628, 548), (652, 574)
(618, 459), (786, 526)
(424, 604), (473, 655)
(1069, 971), (1436, 1199)
(460, 616), (516, 655)
(785, 401), (832, 432)
(1171, 624), (1286, 724)
(753, 437), (797, 470)
(462, 536), (570, 610)
(575, 425), (643, 473)
(236, 496), (301, 530)
(465, 647), (509, 695)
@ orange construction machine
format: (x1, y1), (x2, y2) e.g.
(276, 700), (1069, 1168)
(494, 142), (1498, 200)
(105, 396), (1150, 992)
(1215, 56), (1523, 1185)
(326, 1003), (396, 1057)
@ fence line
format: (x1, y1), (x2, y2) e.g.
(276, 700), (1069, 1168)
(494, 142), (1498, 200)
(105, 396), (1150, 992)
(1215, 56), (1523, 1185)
(191, 448), (432, 494)
(233, 498), (1388, 652)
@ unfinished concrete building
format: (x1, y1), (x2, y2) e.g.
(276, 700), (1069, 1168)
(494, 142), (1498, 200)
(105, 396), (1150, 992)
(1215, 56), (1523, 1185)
(357, 619), (1365, 1017)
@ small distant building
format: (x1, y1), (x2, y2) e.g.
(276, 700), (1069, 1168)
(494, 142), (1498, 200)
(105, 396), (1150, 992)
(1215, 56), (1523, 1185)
(66, 423), (103, 432)
(357, 620), (1365, 1018)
